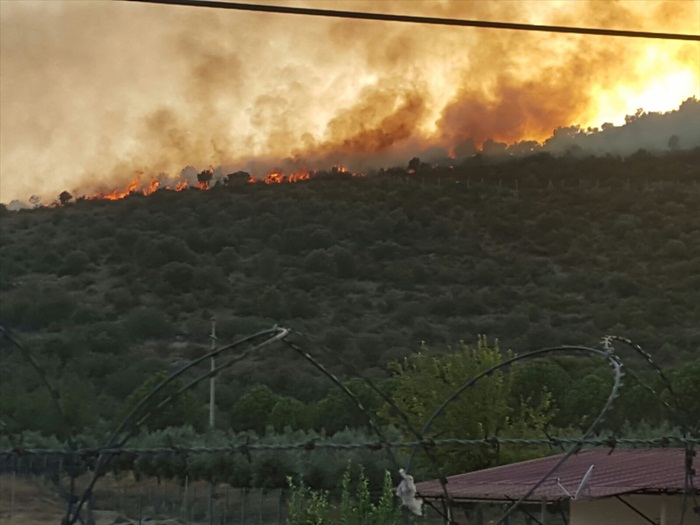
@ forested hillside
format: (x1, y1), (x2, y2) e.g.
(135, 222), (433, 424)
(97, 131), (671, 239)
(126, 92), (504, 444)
(1, 149), (699, 442)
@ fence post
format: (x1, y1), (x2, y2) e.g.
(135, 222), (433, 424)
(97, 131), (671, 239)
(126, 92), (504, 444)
(10, 470), (16, 521)
(157, 481), (165, 515)
(87, 490), (96, 525)
(209, 482), (214, 525)
(259, 489), (264, 524)
(138, 487), (143, 525)
(277, 488), (283, 525)
(223, 486), (229, 525)
(191, 485), (197, 522)
(182, 476), (189, 518)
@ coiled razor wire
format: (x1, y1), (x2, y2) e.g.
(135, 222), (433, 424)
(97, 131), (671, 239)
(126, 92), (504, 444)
(603, 335), (699, 524)
(1, 325), (697, 525)
(3, 436), (698, 458)
(402, 344), (623, 524)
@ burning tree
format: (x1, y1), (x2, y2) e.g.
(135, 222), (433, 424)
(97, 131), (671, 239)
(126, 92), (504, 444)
(197, 168), (213, 189)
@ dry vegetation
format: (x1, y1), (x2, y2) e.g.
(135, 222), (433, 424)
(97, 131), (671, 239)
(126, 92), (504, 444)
(0, 474), (211, 525)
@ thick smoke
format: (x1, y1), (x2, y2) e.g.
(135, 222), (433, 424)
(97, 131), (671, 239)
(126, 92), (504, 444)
(0, 0), (698, 203)
(541, 97), (700, 156)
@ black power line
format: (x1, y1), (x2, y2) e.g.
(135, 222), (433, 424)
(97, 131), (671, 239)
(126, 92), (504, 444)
(126, 0), (700, 41)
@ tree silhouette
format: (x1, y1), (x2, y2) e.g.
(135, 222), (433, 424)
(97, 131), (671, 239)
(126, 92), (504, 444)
(59, 191), (73, 205)
(668, 134), (680, 151)
(197, 169), (213, 189)
(225, 171), (252, 185)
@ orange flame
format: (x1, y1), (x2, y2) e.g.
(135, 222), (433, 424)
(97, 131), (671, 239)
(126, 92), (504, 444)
(263, 171), (285, 184)
(81, 164), (364, 200)
(258, 169), (312, 184)
(250, 165), (358, 184)
(84, 175), (195, 201)
(145, 179), (160, 195)
(288, 171), (311, 183)
(87, 176), (140, 201)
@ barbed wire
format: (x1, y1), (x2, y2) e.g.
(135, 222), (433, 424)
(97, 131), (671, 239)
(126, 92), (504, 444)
(284, 331), (627, 521)
(604, 335), (698, 435)
(71, 327), (290, 525)
(283, 329), (455, 519)
(602, 335), (699, 524)
(278, 335), (400, 469)
(1, 325), (698, 525)
(2, 436), (698, 460)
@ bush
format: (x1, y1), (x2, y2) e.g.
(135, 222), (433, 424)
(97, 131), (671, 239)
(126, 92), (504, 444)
(160, 261), (195, 292)
(59, 250), (91, 276)
(661, 239), (688, 259)
(124, 306), (173, 341)
(5, 287), (78, 330)
(287, 465), (402, 525)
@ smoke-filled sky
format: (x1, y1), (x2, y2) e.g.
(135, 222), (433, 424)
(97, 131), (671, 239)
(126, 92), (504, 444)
(1, 0), (699, 203)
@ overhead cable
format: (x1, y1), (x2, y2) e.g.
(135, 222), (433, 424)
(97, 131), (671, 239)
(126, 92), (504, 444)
(127, 0), (700, 41)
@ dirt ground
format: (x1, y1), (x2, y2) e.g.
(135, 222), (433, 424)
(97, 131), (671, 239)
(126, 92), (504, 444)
(0, 475), (192, 525)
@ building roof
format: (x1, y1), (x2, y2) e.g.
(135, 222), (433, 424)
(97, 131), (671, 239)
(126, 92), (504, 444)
(414, 448), (698, 502)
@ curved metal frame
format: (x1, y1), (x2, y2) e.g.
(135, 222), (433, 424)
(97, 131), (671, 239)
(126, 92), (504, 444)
(4, 326), (696, 525)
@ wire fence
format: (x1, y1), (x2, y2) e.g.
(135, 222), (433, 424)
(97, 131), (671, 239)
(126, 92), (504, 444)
(0, 467), (567, 525)
(0, 326), (698, 525)
(0, 466), (289, 525)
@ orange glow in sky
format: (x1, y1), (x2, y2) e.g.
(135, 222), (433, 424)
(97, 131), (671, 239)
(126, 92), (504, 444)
(0, 0), (698, 203)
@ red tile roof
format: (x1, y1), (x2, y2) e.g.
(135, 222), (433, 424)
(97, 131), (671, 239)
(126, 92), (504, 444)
(414, 448), (698, 502)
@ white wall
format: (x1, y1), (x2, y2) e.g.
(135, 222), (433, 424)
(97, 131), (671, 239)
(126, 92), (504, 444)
(571, 494), (700, 525)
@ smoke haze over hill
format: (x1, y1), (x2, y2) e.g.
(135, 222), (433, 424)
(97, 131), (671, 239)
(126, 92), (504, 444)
(0, 0), (698, 204)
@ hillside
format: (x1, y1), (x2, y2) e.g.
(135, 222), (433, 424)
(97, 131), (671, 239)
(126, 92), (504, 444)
(1, 149), (699, 433)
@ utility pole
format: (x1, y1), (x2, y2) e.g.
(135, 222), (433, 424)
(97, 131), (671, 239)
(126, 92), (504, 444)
(209, 317), (217, 430)
(208, 318), (217, 525)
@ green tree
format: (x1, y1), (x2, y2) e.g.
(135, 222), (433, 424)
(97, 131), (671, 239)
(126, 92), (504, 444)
(605, 380), (664, 432)
(231, 384), (279, 433)
(123, 306), (173, 341)
(6, 286), (78, 329)
(311, 377), (384, 434)
(255, 248), (280, 279)
(59, 250), (91, 276)
(257, 285), (287, 319)
(269, 396), (309, 432)
(59, 370), (100, 432)
(160, 261), (195, 292)
(666, 359), (700, 432)
(332, 247), (356, 278)
(558, 371), (613, 431)
(382, 337), (552, 473)
(136, 236), (196, 268)
(509, 360), (569, 421)
(122, 371), (205, 431)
